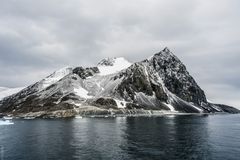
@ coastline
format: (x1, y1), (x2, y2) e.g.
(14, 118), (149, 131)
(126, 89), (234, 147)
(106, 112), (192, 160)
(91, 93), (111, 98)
(0, 107), (230, 119)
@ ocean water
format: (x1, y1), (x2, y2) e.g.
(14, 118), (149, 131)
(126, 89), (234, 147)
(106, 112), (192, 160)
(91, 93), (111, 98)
(0, 114), (240, 160)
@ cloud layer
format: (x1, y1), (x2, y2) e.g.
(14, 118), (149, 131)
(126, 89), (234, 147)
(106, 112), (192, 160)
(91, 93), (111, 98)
(0, 0), (239, 108)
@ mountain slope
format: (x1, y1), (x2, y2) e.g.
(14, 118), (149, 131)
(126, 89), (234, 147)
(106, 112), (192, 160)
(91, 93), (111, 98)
(0, 48), (239, 117)
(0, 87), (25, 100)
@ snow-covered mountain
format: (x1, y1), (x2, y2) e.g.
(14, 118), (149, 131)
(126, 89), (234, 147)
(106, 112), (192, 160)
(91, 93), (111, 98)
(0, 48), (239, 118)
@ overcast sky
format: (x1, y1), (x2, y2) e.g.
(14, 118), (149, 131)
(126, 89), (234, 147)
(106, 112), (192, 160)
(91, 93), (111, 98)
(0, 0), (239, 108)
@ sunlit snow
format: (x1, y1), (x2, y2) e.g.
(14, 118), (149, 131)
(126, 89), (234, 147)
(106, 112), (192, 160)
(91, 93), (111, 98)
(97, 57), (131, 75)
(74, 87), (92, 99)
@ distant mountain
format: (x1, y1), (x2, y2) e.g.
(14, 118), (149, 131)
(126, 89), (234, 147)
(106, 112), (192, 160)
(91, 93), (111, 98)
(0, 87), (24, 100)
(0, 48), (239, 118)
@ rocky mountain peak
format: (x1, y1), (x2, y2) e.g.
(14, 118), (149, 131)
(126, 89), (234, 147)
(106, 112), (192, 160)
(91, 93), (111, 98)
(153, 47), (179, 62)
(163, 47), (170, 53)
(97, 58), (116, 66)
(148, 48), (207, 106)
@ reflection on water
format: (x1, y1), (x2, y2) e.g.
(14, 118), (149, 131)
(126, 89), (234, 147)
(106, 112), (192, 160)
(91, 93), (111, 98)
(71, 117), (128, 159)
(0, 114), (240, 160)
(122, 115), (211, 160)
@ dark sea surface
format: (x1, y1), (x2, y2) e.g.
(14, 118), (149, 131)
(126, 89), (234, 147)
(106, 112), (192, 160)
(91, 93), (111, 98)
(0, 114), (240, 160)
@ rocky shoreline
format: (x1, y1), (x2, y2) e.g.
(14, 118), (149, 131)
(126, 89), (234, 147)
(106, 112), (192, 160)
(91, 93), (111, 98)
(0, 107), (237, 119)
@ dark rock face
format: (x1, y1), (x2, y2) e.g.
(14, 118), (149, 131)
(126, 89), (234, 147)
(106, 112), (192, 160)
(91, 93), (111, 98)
(97, 58), (115, 66)
(93, 98), (118, 109)
(0, 74), (78, 114)
(0, 90), (74, 114)
(73, 67), (99, 79)
(114, 63), (168, 102)
(212, 104), (240, 114)
(148, 48), (207, 106)
(0, 83), (40, 113)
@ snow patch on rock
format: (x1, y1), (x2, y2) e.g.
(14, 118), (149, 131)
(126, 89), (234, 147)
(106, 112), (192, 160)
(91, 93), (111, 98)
(74, 87), (92, 99)
(163, 103), (176, 112)
(115, 99), (127, 108)
(210, 104), (222, 112)
(135, 92), (157, 107)
(97, 57), (131, 75)
(189, 102), (203, 113)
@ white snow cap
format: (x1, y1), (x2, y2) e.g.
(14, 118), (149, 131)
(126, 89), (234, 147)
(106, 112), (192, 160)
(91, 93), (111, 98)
(74, 87), (92, 99)
(97, 57), (132, 75)
(41, 67), (72, 89)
